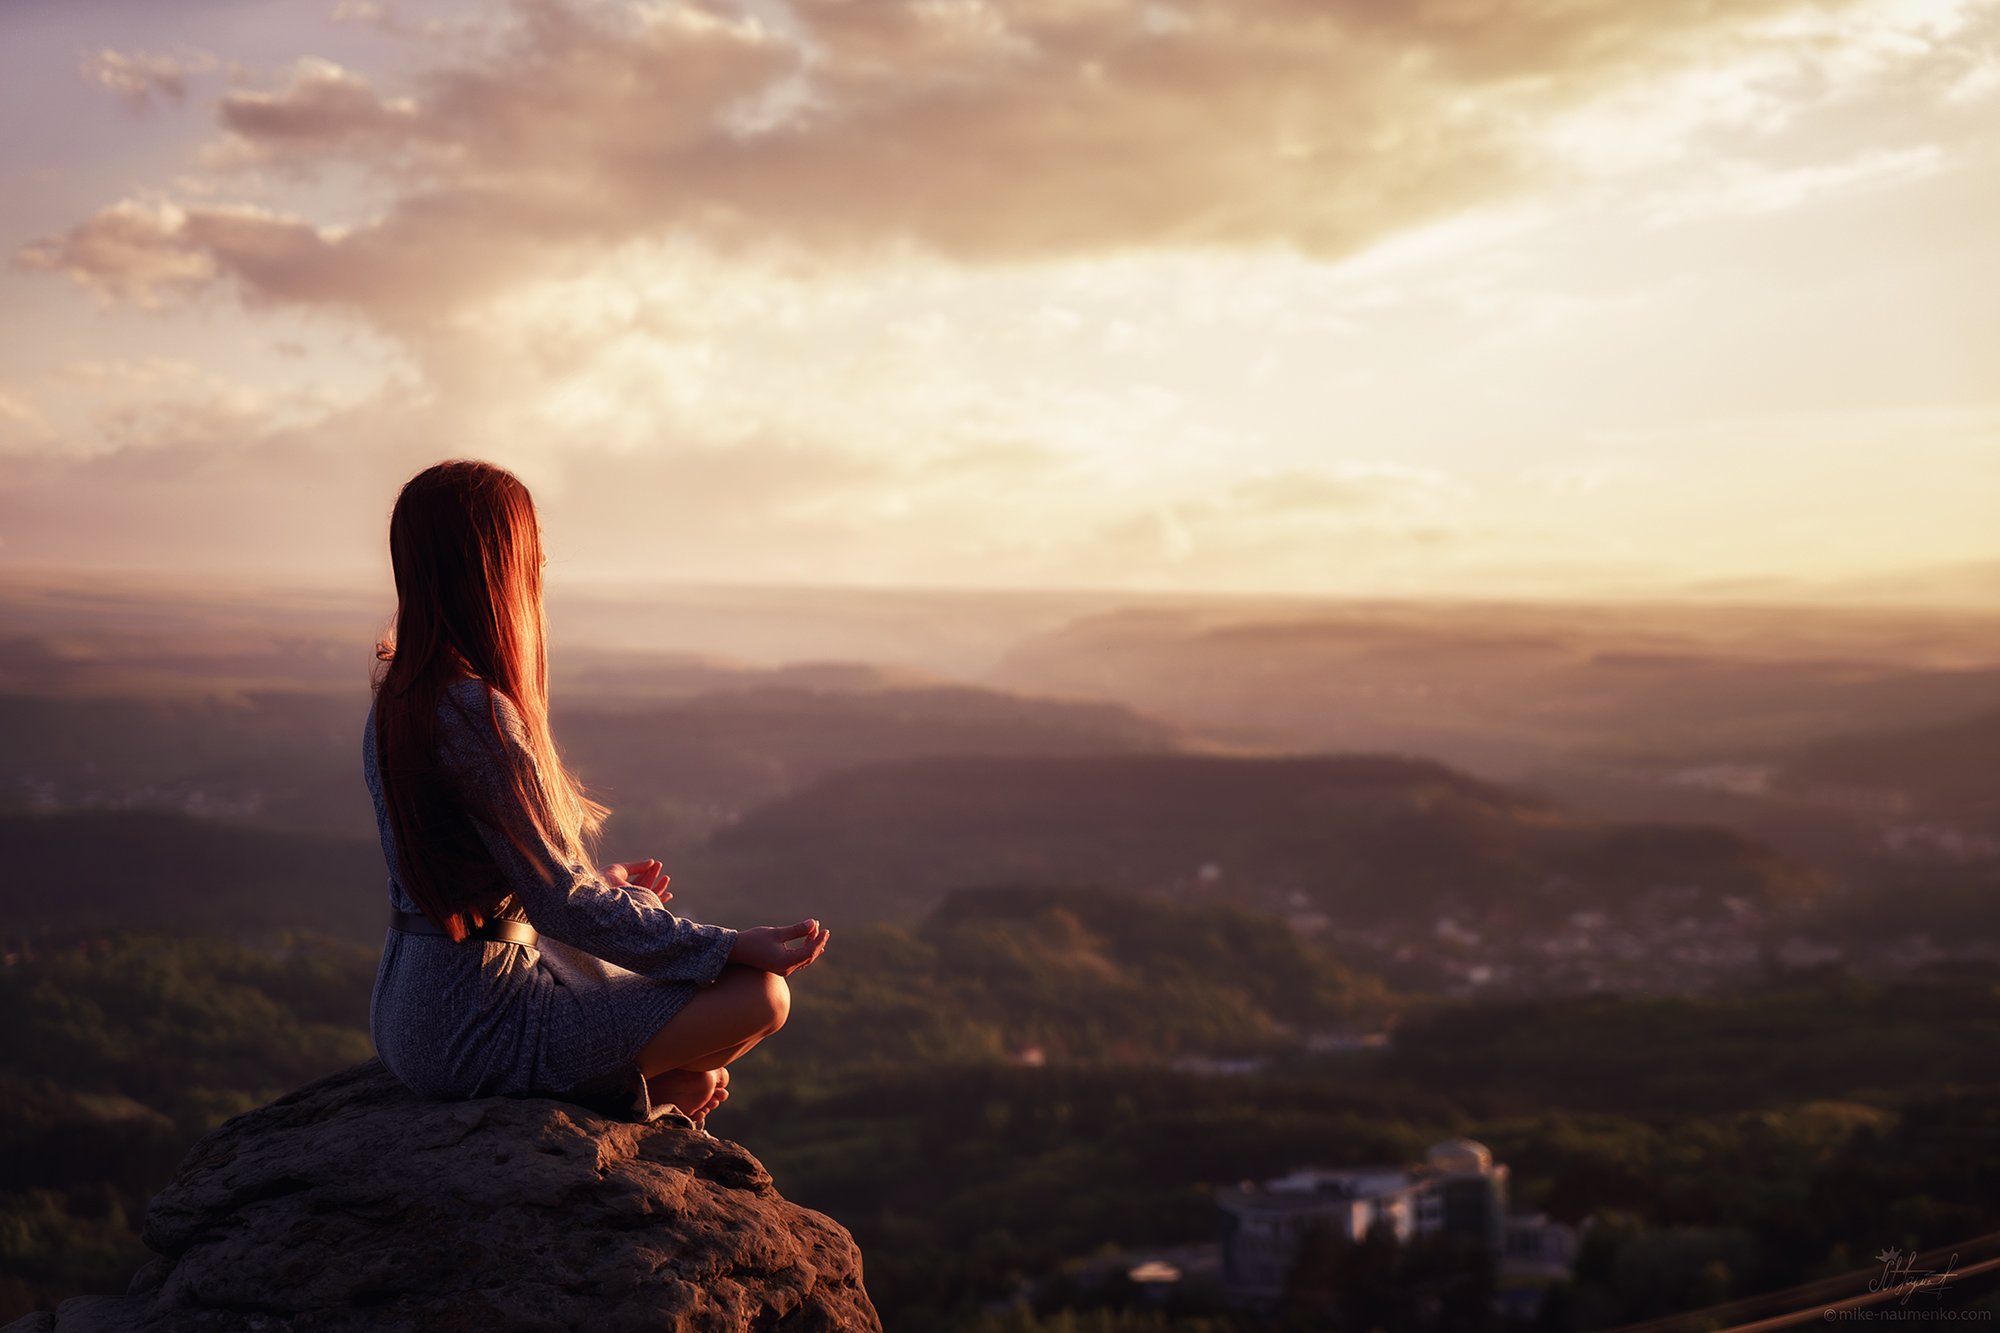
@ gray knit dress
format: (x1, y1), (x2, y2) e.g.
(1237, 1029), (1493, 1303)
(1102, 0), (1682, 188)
(365, 678), (738, 1121)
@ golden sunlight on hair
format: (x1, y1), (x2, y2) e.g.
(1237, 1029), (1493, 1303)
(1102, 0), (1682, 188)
(372, 459), (606, 939)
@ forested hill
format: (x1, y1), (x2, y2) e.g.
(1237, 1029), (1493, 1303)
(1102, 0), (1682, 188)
(782, 884), (1396, 1067)
(690, 751), (1825, 928)
(0, 811), (383, 943)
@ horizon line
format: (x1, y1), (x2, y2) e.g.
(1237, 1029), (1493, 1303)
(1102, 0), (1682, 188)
(0, 561), (1995, 617)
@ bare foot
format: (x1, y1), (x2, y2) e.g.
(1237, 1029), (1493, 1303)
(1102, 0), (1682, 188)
(692, 1067), (731, 1125)
(645, 1067), (718, 1121)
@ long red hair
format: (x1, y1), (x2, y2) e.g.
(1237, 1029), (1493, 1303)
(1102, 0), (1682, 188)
(371, 460), (606, 941)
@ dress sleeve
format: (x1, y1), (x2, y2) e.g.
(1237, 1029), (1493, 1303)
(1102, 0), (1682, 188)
(436, 684), (739, 985)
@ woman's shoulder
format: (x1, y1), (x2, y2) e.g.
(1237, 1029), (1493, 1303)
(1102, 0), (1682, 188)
(441, 674), (526, 714)
(362, 679), (499, 728)
(441, 674), (493, 705)
(437, 676), (532, 749)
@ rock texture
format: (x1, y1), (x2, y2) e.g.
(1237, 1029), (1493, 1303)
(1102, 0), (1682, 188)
(7, 1060), (879, 1332)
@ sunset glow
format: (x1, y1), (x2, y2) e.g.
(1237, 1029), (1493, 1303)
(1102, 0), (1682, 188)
(3, 0), (1996, 601)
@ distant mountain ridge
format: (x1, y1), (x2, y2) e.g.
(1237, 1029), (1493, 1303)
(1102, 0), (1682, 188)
(565, 681), (1189, 851)
(1776, 707), (2000, 828)
(989, 602), (2000, 767)
(689, 751), (1823, 930)
(0, 680), (1189, 848)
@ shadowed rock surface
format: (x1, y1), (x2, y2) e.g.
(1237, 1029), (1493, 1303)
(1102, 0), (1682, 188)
(4, 1060), (879, 1332)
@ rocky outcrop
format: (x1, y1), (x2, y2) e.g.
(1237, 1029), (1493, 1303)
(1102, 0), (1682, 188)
(8, 1060), (879, 1332)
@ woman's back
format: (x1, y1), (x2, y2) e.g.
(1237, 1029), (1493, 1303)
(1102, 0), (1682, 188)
(364, 678), (735, 1105)
(362, 459), (825, 1126)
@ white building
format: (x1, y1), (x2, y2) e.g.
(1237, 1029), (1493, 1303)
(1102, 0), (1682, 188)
(1216, 1139), (1511, 1306)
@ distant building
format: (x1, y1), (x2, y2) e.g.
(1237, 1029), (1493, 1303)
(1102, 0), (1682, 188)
(1216, 1138), (1510, 1306)
(1503, 1211), (1579, 1279)
(1498, 1212), (1582, 1321)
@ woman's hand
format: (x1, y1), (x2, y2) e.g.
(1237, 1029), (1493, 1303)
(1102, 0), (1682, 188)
(729, 919), (830, 976)
(601, 858), (672, 904)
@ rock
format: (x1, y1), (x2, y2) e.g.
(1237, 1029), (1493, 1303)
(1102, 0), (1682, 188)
(8, 1060), (879, 1332)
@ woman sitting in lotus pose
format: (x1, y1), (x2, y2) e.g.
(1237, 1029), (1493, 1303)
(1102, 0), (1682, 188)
(364, 458), (829, 1128)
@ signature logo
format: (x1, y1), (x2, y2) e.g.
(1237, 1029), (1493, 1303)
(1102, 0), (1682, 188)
(1868, 1247), (1958, 1306)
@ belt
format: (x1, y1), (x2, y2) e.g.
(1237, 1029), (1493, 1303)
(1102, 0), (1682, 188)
(390, 908), (539, 948)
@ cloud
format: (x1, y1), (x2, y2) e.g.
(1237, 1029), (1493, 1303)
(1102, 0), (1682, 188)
(13, 0), (1991, 598)
(329, 0), (462, 38)
(25, 0), (1915, 335)
(34, 357), (355, 464)
(0, 388), (55, 456)
(79, 48), (216, 113)
(15, 194), (544, 329)
(14, 200), (219, 308)
(209, 58), (422, 166)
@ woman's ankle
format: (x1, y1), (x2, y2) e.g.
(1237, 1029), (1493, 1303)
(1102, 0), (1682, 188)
(645, 1066), (718, 1114)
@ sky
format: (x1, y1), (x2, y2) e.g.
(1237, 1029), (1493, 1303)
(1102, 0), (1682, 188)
(0, 0), (1996, 602)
